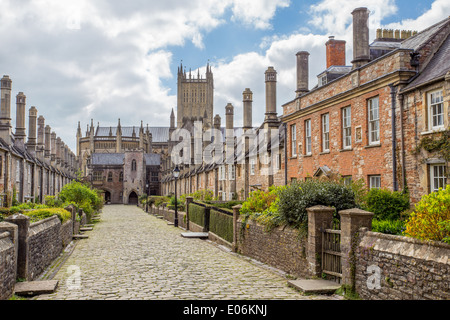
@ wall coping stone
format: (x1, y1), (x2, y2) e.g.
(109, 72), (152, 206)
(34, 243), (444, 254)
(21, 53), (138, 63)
(359, 228), (450, 265)
(340, 208), (374, 217)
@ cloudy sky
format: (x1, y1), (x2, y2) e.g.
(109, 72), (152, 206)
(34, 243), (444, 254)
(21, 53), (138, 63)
(0, 0), (448, 152)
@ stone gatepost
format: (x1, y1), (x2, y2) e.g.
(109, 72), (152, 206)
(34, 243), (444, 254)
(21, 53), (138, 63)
(185, 196), (193, 231)
(203, 206), (211, 232)
(5, 214), (30, 280)
(306, 205), (335, 276)
(232, 205), (242, 253)
(0, 222), (18, 281)
(339, 208), (374, 288)
(65, 205), (76, 234)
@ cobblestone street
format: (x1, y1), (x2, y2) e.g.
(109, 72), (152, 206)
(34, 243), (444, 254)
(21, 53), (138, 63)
(35, 205), (333, 300)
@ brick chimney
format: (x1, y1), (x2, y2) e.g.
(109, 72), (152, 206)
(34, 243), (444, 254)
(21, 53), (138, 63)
(326, 36), (346, 68)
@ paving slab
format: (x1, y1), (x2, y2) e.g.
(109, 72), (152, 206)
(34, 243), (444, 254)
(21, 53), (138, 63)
(181, 232), (209, 239)
(15, 281), (59, 296)
(80, 227), (94, 231)
(73, 234), (89, 239)
(287, 279), (341, 294)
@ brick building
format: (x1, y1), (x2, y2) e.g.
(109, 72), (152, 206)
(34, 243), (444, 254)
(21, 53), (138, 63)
(282, 8), (449, 202)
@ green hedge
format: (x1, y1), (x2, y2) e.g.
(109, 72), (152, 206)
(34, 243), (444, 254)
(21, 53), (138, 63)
(188, 203), (205, 227)
(210, 209), (233, 243)
(23, 208), (72, 224)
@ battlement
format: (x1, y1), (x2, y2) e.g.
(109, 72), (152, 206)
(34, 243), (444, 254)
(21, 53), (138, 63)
(375, 28), (418, 41)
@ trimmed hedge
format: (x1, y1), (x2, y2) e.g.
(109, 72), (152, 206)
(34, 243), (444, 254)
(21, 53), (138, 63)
(23, 208), (72, 224)
(210, 209), (233, 243)
(188, 203), (205, 227)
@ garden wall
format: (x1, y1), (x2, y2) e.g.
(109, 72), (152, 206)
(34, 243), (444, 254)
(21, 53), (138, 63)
(235, 217), (310, 278)
(0, 231), (16, 300)
(27, 216), (62, 281)
(355, 228), (450, 300)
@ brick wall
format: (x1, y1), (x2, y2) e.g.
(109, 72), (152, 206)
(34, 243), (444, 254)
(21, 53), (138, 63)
(355, 229), (450, 300)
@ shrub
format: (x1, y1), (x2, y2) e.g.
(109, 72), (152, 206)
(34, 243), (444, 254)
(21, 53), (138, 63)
(276, 180), (356, 228)
(151, 196), (170, 207)
(372, 219), (406, 235)
(58, 181), (103, 219)
(23, 208), (72, 223)
(44, 196), (64, 208)
(404, 187), (450, 242)
(364, 188), (410, 220)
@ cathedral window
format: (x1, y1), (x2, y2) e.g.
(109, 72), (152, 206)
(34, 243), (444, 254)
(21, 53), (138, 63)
(132, 160), (137, 171)
(119, 172), (123, 182)
(107, 172), (113, 182)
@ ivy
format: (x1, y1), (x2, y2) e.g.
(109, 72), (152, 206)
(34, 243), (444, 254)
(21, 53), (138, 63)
(415, 129), (450, 163)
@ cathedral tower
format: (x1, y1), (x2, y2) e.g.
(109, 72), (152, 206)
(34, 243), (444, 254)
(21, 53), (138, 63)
(177, 62), (214, 129)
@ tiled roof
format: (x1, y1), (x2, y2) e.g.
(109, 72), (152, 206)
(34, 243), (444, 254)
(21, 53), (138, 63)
(144, 153), (161, 166)
(402, 35), (450, 92)
(400, 17), (449, 51)
(91, 153), (124, 165)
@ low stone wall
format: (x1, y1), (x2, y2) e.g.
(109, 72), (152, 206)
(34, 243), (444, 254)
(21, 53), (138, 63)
(236, 218), (310, 278)
(0, 231), (16, 300)
(158, 207), (187, 229)
(355, 229), (450, 300)
(61, 220), (73, 247)
(28, 216), (62, 281)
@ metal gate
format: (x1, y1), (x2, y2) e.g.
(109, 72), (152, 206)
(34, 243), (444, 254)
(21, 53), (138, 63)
(321, 221), (342, 283)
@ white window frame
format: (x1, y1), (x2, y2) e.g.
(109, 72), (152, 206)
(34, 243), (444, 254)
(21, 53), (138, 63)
(322, 113), (330, 152)
(369, 175), (381, 189)
(430, 164), (447, 193)
(342, 106), (352, 149)
(228, 164), (235, 180)
(291, 124), (297, 157)
(368, 97), (380, 145)
(250, 158), (256, 175)
(305, 119), (312, 155)
(428, 90), (444, 130)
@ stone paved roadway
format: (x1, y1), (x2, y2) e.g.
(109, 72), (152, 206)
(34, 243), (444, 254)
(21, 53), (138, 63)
(36, 205), (332, 300)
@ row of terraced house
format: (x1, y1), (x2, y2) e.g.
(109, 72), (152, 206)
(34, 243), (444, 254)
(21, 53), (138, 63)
(0, 75), (78, 206)
(160, 8), (449, 203)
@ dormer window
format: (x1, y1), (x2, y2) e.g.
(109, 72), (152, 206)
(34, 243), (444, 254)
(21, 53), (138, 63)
(319, 75), (327, 87)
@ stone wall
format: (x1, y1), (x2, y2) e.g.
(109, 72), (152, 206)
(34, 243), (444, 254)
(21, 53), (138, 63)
(0, 231), (16, 300)
(355, 229), (450, 300)
(27, 216), (62, 281)
(235, 218), (310, 278)
(61, 220), (73, 248)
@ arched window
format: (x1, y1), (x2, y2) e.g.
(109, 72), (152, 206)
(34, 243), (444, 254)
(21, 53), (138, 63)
(107, 172), (113, 182)
(119, 172), (123, 182)
(131, 159), (137, 171)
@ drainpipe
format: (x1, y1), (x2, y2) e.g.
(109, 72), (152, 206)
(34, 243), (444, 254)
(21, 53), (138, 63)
(398, 93), (406, 191)
(284, 122), (288, 186)
(390, 84), (398, 191)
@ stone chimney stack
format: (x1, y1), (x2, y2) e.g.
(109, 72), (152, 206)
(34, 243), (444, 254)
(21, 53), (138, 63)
(243, 88), (253, 129)
(0, 75), (12, 144)
(296, 52), (309, 97)
(264, 66), (278, 123)
(44, 125), (51, 161)
(27, 106), (38, 154)
(56, 137), (62, 165)
(214, 114), (221, 131)
(51, 131), (56, 162)
(14, 92), (27, 149)
(37, 116), (45, 160)
(225, 103), (234, 131)
(351, 7), (370, 69)
(326, 36), (346, 68)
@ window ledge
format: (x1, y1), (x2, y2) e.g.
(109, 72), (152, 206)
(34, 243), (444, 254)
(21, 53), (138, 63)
(340, 148), (353, 152)
(290, 156), (298, 159)
(319, 151), (330, 155)
(364, 143), (381, 149)
(421, 127), (446, 136)
(303, 154), (312, 158)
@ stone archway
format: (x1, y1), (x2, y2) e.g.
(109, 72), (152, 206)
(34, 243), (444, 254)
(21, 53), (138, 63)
(128, 191), (138, 205)
(104, 190), (111, 204)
